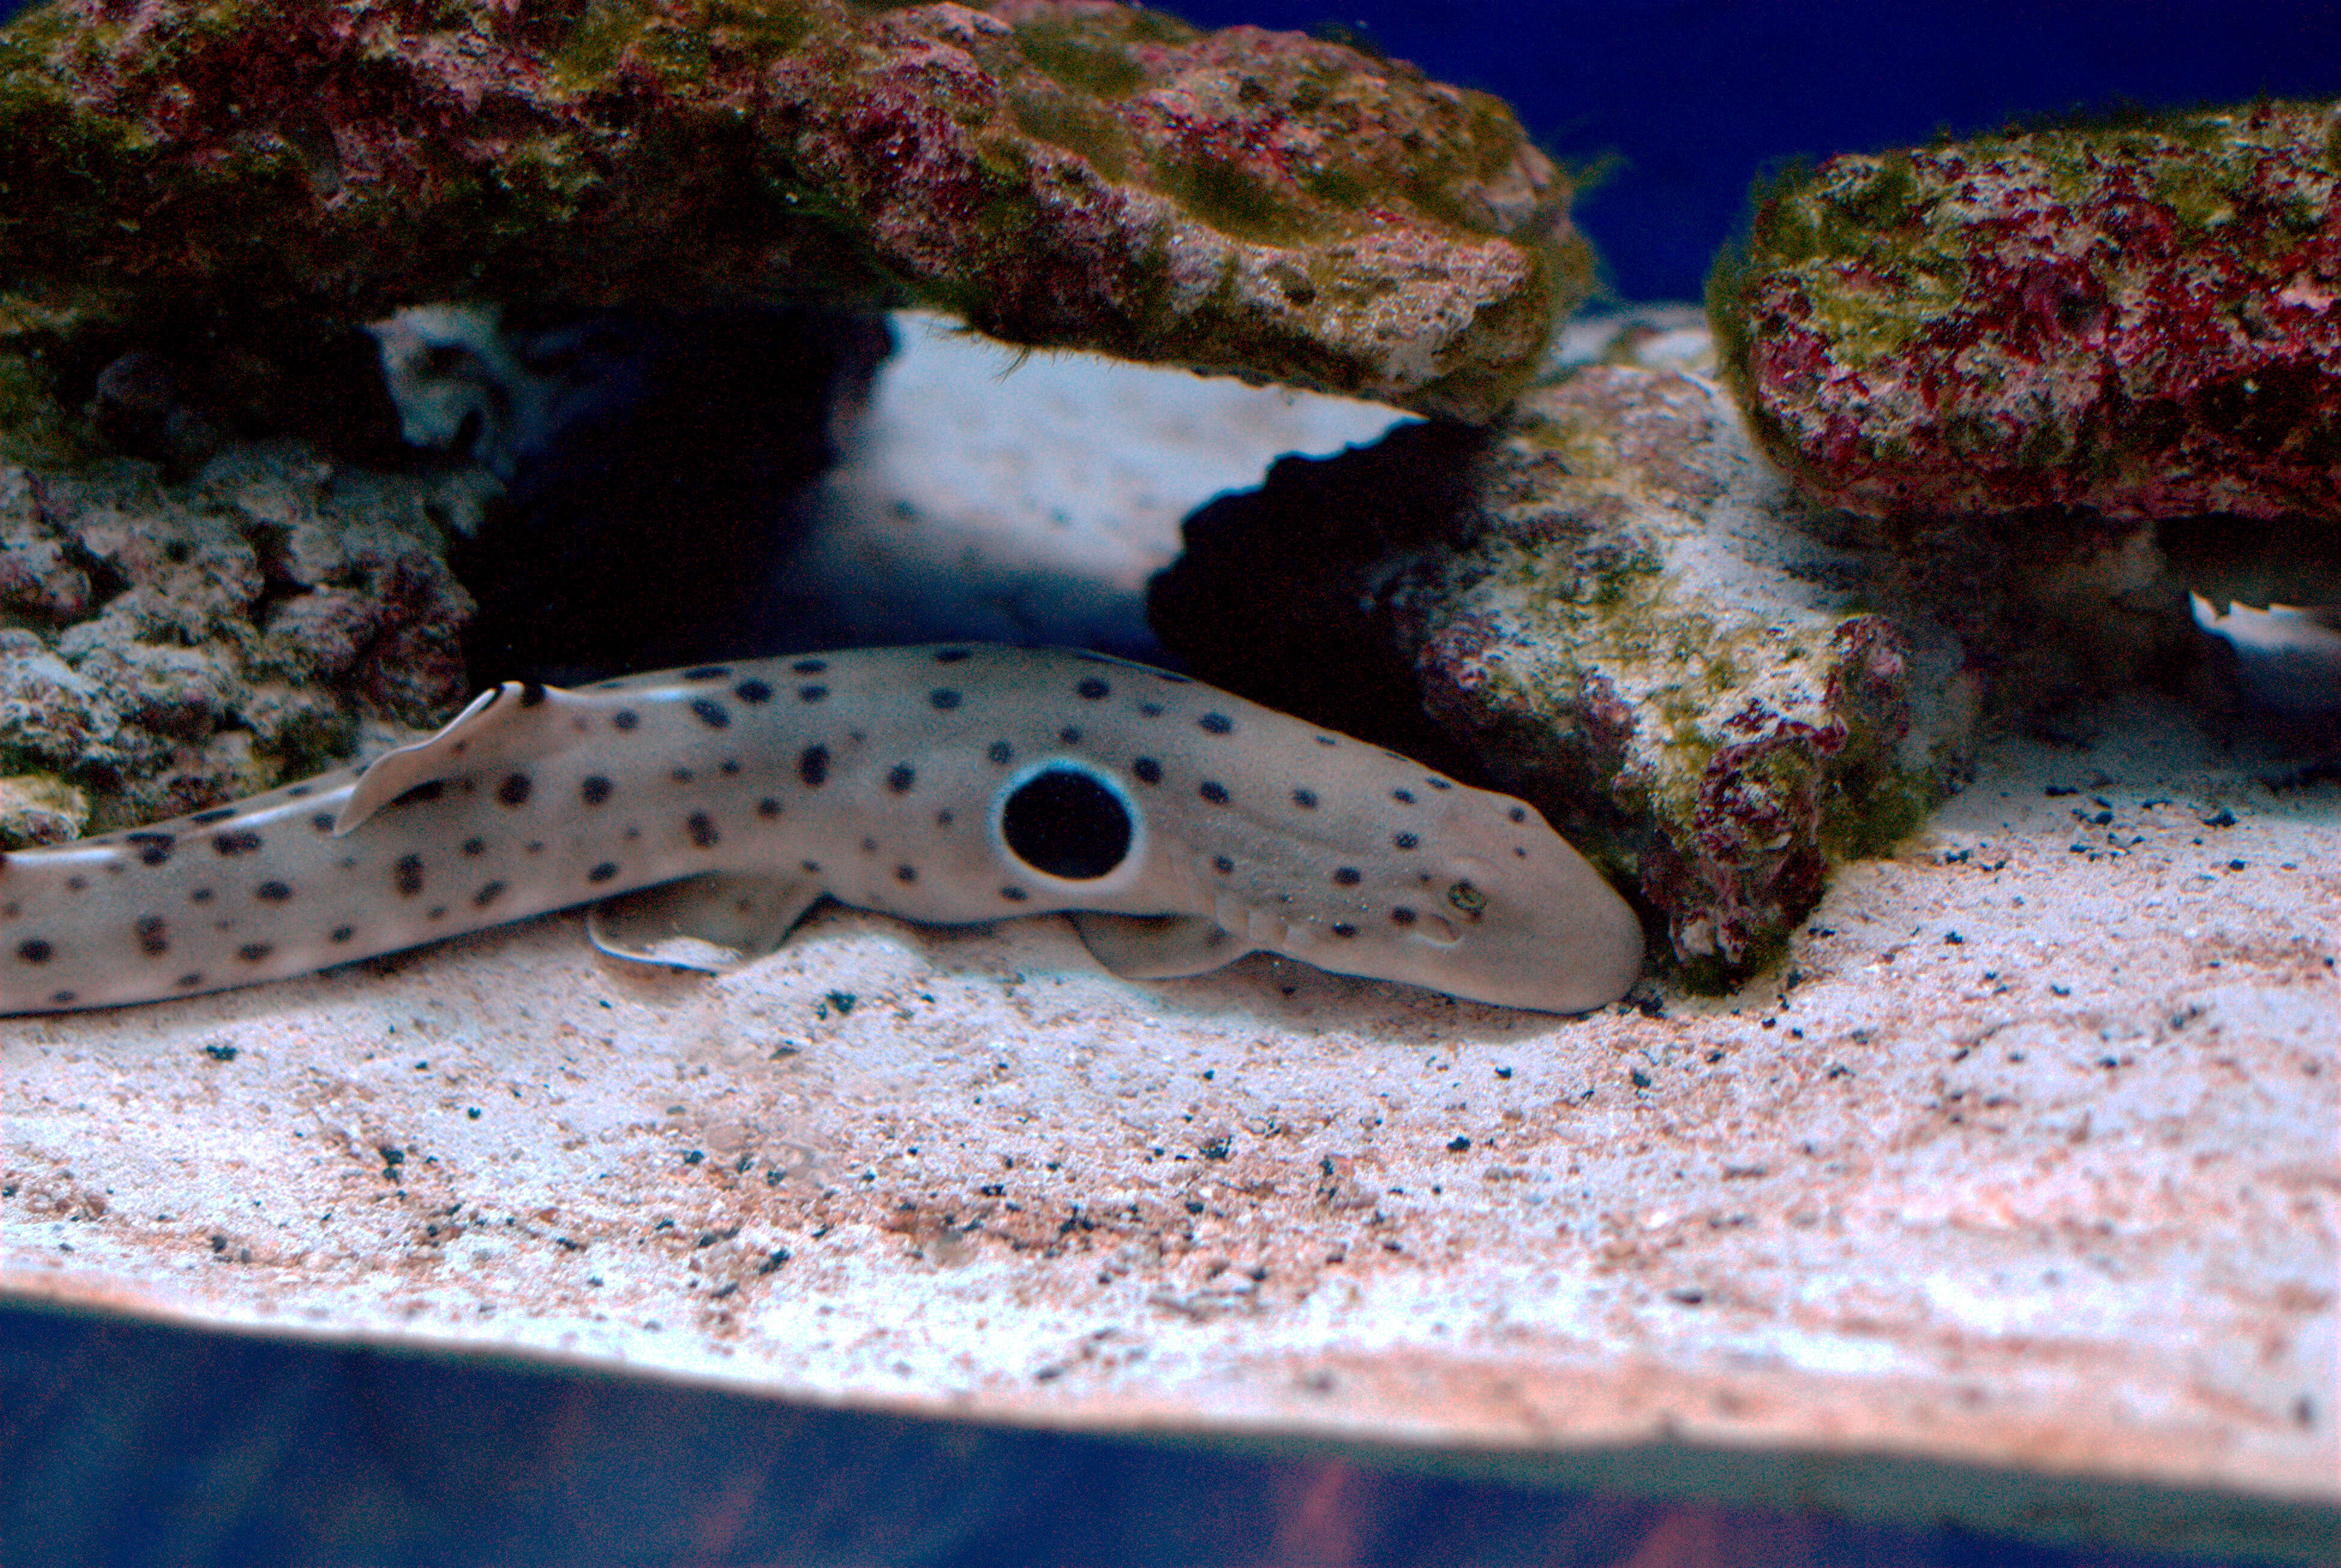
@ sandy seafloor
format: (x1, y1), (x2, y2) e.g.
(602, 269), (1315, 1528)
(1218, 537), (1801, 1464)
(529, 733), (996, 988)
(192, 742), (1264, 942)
(4, 315), (2336, 1560)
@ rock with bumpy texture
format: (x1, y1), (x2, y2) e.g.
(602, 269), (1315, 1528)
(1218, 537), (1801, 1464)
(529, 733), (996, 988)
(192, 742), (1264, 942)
(0, 0), (1586, 428)
(1713, 100), (2341, 525)
(0, 443), (479, 842)
(0, 771), (86, 845)
(1151, 362), (1976, 985)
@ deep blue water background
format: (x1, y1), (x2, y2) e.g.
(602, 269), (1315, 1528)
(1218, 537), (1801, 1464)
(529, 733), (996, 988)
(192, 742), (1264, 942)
(1169, 0), (2341, 298)
(1, 2), (2333, 1563)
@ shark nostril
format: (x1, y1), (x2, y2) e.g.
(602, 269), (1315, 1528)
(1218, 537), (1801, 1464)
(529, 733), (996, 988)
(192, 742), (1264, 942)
(1415, 914), (1462, 947)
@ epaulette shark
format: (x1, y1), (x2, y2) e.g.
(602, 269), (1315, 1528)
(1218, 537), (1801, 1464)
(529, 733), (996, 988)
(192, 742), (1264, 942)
(0, 646), (1644, 1016)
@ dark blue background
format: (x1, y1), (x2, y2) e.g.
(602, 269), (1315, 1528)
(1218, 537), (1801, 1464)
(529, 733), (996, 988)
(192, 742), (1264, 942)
(1163, 0), (2341, 298)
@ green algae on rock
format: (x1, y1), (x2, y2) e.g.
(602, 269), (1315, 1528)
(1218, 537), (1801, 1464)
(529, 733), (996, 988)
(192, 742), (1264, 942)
(0, 0), (1588, 424)
(1151, 358), (1974, 985)
(1711, 99), (2341, 524)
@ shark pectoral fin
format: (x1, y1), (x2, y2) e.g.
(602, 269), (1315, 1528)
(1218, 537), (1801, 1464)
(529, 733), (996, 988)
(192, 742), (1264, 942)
(1068, 912), (1250, 981)
(588, 872), (828, 975)
(337, 679), (583, 834)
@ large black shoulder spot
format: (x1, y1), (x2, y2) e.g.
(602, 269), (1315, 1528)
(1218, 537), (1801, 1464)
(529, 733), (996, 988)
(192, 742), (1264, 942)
(997, 763), (1136, 882)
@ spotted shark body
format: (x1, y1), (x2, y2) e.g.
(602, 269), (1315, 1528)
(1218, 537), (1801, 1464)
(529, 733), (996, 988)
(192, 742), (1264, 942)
(0, 646), (1644, 1017)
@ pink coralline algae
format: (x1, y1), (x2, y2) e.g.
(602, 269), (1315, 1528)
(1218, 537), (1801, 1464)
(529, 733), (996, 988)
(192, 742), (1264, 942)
(1715, 101), (2341, 523)
(0, 0), (1588, 421)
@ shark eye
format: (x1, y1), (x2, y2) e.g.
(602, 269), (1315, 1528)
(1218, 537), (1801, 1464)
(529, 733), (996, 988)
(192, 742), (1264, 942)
(999, 764), (1134, 880)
